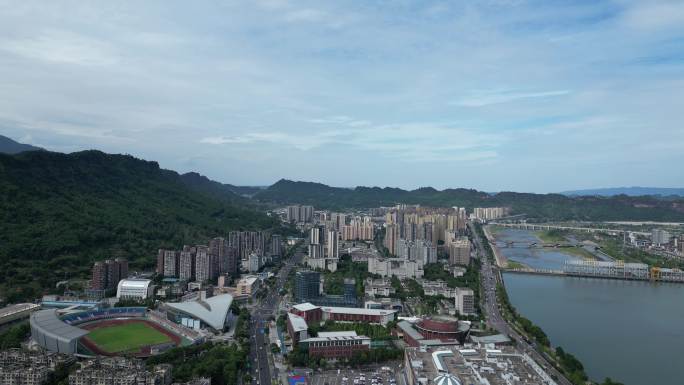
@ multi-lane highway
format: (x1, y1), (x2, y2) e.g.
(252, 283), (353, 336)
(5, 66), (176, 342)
(470, 223), (573, 385)
(249, 244), (305, 385)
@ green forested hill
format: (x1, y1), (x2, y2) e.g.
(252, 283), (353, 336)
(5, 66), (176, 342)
(255, 179), (684, 222)
(0, 150), (286, 302)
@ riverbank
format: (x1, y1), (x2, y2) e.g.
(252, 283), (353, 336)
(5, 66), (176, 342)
(483, 225), (508, 267)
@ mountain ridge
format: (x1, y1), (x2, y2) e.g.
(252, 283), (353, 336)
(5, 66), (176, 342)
(254, 179), (684, 221)
(0, 134), (43, 154)
(0, 149), (289, 302)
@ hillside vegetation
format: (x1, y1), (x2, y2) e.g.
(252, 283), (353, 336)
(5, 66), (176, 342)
(255, 179), (684, 222)
(0, 150), (288, 302)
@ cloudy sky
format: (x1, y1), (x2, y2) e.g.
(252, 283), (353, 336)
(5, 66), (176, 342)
(1, 0), (683, 192)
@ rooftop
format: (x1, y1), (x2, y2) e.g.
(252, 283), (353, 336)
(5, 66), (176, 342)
(165, 293), (233, 330)
(30, 309), (89, 341)
(292, 302), (319, 312)
(405, 346), (557, 385)
(320, 306), (397, 316)
(287, 313), (308, 333)
(118, 279), (152, 288)
(300, 331), (371, 343)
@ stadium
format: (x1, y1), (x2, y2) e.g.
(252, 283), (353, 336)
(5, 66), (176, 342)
(30, 307), (201, 357)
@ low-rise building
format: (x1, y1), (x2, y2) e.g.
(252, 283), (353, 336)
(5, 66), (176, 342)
(286, 313), (309, 344)
(236, 275), (260, 297)
(0, 349), (74, 385)
(404, 345), (557, 385)
(69, 357), (172, 385)
(300, 331), (371, 359)
(364, 278), (396, 298)
(368, 257), (424, 279)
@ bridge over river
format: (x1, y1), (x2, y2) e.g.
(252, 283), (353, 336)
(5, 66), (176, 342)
(491, 222), (651, 237)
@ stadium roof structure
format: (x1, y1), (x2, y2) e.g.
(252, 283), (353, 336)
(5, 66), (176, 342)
(165, 293), (233, 331)
(30, 309), (89, 342)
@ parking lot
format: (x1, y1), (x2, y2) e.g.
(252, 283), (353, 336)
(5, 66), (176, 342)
(309, 365), (402, 385)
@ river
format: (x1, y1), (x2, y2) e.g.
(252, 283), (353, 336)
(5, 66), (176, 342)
(496, 228), (684, 385)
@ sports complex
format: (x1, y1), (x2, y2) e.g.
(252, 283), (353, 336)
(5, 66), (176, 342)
(30, 307), (201, 357)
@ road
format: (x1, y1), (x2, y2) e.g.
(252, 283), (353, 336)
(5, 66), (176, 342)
(470, 222), (573, 385)
(249, 244), (305, 385)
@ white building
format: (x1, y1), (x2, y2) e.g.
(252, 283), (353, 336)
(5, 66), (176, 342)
(116, 279), (154, 301)
(248, 253), (261, 273)
(368, 257), (424, 279)
(454, 287), (475, 315)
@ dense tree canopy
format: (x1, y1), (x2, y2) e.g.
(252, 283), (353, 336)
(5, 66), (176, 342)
(0, 150), (292, 302)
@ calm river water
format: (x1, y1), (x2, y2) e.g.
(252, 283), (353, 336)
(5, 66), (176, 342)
(497, 229), (684, 385)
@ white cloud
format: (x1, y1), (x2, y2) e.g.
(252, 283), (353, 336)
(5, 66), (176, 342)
(452, 89), (571, 107)
(621, 1), (684, 31)
(0, 30), (118, 66)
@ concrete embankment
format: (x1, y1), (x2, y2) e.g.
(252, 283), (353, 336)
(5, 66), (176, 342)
(483, 225), (508, 268)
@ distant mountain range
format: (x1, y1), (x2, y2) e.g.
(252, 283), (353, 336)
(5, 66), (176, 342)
(253, 179), (684, 222)
(0, 134), (43, 154)
(561, 187), (684, 197)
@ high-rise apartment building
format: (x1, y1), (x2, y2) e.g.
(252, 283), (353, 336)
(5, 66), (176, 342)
(209, 237), (238, 277)
(229, 231), (265, 260)
(472, 207), (506, 221)
(179, 249), (196, 281)
(330, 213), (347, 230)
(448, 237), (471, 266)
(383, 224), (400, 255)
(286, 205), (314, 223)
(271, 234), (283, 258)
(90, 258), (128, 290)
(195, 246), (218, 283)
(327, 230), (339, 259)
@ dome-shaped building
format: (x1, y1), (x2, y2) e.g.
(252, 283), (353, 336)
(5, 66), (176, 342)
(414, 315), (471, 344)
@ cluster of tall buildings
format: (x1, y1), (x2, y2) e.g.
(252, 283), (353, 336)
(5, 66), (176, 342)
(306, 226), (339, 272)
(90, 258), (129, 291)
(396, 239), (437, 265)
(383, 206), (467, 255)
(341, 216), (374, 241)
(472, 207), (507, 221)
(286, 205), (314, 223)
(157, 232), (282, 283)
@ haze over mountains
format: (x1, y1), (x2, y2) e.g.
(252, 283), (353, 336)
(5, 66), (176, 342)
(561, 187), (684, 197)
(0, 134), (43, 154)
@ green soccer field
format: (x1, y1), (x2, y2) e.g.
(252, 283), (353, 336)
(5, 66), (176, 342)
(85, 321), (172, 353)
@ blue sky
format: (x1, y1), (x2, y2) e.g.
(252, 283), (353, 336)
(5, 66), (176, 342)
(0, 0), (682, 192)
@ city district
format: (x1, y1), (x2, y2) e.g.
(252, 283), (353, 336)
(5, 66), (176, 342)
(2, 204), (682, 385)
